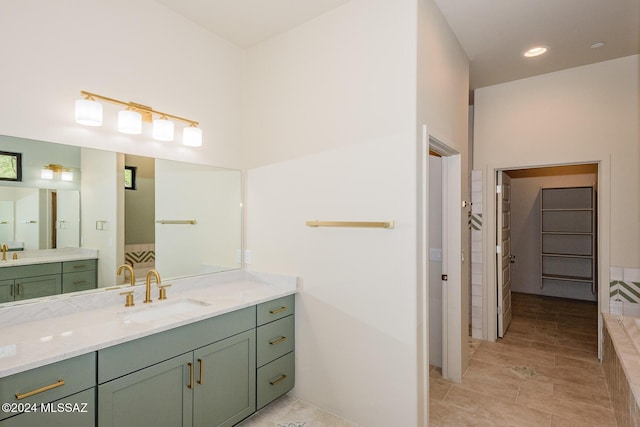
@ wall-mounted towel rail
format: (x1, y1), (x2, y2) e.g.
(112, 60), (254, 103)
(306, 220), (394, 229)
(155, 219), (197, 225)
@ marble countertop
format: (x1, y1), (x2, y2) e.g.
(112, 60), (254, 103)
(0, 269), (297, 378)
(0, 248), (98, 267)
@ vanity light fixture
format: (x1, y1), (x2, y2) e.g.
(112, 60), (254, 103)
(75, 91), (202, 147)
(41, 164), (74, 181)
(118, 108), (143, 135)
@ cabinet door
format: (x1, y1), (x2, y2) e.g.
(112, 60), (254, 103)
(0, 279), (14, 303)
(98, 353), (192, 427)
(14, 275), (61, 301)
(193, 330), (256, 427)
(0, 387), (95, 427)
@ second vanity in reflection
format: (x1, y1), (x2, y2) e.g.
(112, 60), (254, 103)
(0, 249), (98, 303)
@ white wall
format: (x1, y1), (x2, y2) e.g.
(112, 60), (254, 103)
(245, 2), (418, 425)
(474, 55), (640, 339)
(0, 0), (245, 170)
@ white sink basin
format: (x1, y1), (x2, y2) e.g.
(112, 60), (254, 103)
(121, 298), (210, 323)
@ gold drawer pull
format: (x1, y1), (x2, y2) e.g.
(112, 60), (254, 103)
(269, 374), (287, 386)
(73, 280), (88, 285)
(269, 336), (287, 346)
(73, 265), (86, 269)
(187, 363), (194, 389)
(16, 379), (65, 400)
(269, 307), (287, 315)
(197, 359), (203, 385)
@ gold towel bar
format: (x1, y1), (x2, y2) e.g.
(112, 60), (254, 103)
(155, 219), (197, 225)
(306, 220), (394, 229)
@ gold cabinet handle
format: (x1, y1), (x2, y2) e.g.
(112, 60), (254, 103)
(187, 363), (194, 389)
(269, 306), (287, 315)
(269, 374), (287, 386)
(16, 380), (65, 400)
(9, 284), (13, 297)
(269, 336), (287, 346)
(73, 280), (88, 285)
(197, 359), (203, 385)
(73, 264), (86, 269)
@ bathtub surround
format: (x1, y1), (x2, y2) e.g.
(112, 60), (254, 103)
(610, 267), (640, 317)
(603, 314), (640, 425)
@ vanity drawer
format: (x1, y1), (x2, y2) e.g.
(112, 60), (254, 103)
(257, 295), (295, 326)
(256, 352), (295, 410)
(62, 270), (97, 293)
(62, 260), (97, 274)
(257, 315), (295, 367)
(0, 263), (61, 281)
(98, 306), (256, 383)
(0, 353), (96, 421)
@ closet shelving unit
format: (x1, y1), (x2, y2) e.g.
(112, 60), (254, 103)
(540, 186), (596, 294)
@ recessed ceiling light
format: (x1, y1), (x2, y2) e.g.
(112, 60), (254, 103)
(524, 46), (548, 57)
(591, 42), (605, 49)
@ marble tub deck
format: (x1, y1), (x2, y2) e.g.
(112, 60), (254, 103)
(430, 292), (616, 427)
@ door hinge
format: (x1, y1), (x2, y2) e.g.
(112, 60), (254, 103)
(441, 274), (448, 281)
(497, 306), (503, 315)
(496, 245), (502, 254)
(496, 185), (502, 194)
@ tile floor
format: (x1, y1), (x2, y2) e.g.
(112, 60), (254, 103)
(236, 394), (357, 427)
(430, 292), (616, 426)
(238, 292), (614, 426)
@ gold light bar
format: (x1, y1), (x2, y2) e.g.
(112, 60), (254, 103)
(81, 91), (198, 126)
(306, 220), (394, 229)
(155, 219), (197, 225)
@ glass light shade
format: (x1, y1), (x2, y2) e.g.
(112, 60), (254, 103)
(118, 110), (142, 134)
(41, 168), (54, 180)
(182, 126), (202, 147)
(61, 170), (73, 181)
(75, 98), (103, 126)
(153, 118), (174, 141)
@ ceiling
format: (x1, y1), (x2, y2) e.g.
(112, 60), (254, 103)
(157, 0), (640, 89)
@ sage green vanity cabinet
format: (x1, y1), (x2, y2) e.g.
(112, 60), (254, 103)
(256, 295), (295, 410)
(0, 259), (97, 303)
(98, 353), (192, 427)
(0, 263), (62, 302)
(62, 260), (98, 293)
(98, 307), (256, 427)
(0, 353), (96, 426)
(193, 330), (256, 427)
(0, 279), (13, 303)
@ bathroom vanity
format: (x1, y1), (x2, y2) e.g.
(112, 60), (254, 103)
(0, 249), (99, 304)
(0, 270), (296, 427)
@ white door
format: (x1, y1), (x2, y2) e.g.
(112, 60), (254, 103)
(56, 190), (80, 248)
(497, 172), (512, 337)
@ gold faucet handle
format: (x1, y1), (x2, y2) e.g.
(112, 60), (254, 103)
(12, 252), (17, 260)
(119, 290), (135, 307)
(158, 284), (172, 300)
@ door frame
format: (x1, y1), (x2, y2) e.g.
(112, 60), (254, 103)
(418, 124), (465, 392)
(483, 159), (609, 359)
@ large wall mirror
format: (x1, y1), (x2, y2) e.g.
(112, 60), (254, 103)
(0, 134), (242, 306)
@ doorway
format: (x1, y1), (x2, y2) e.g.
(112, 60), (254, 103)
(496, 164), (599, 343)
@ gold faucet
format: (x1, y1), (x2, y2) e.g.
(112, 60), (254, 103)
(1, 244), (7, 261)
(117, 264), (136, 286)
(144, 269), (161, 304)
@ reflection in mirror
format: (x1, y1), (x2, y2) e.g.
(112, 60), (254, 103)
(0, 134), (242, 306)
